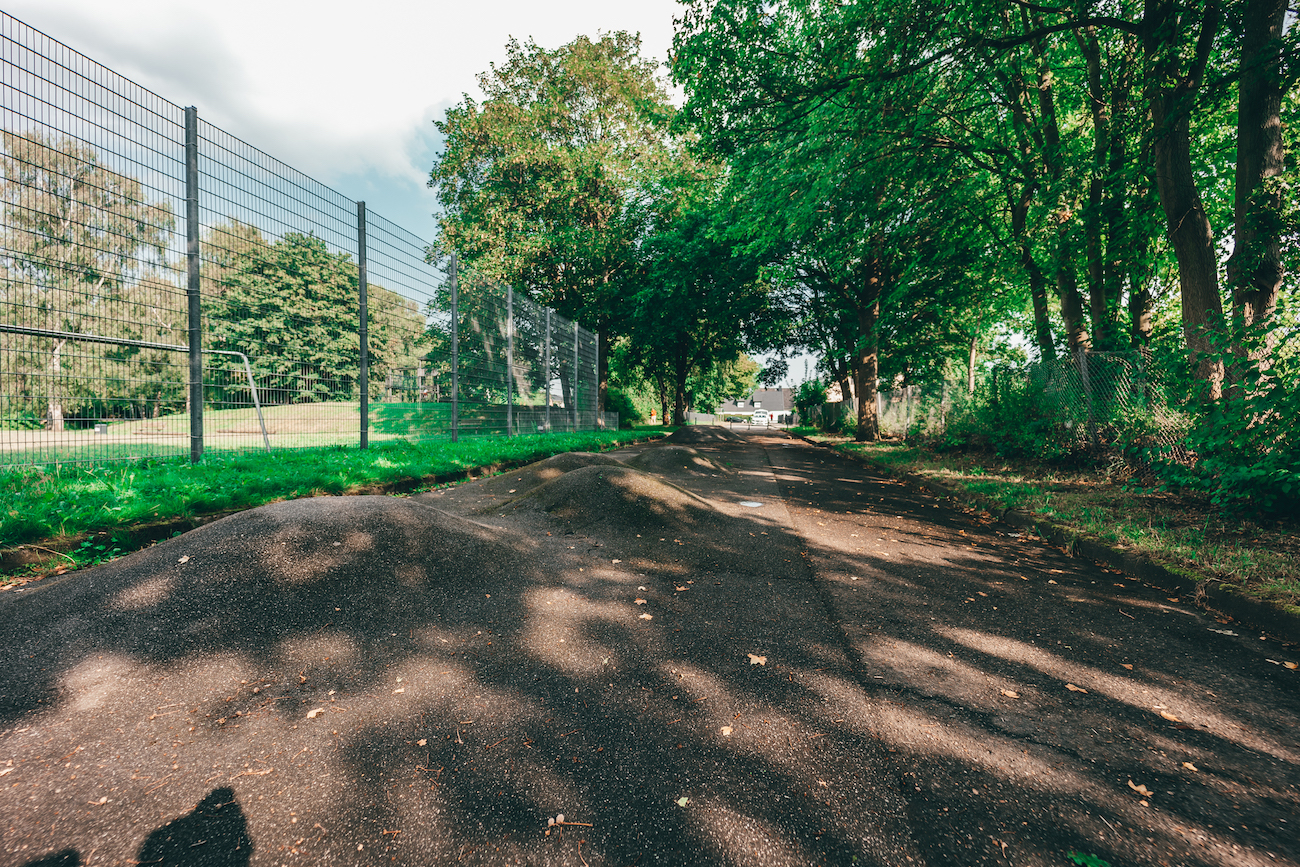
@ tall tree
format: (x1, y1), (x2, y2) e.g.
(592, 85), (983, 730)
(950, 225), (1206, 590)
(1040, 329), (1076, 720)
(429, 33), (678, 411)
(1228, 0), (1290, 357)
(623, 204), (771, 424)
(0, 130), (174, 429)
(210, 231), (364, 404)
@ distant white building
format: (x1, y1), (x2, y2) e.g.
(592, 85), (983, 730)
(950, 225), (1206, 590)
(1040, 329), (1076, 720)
(712, 388), (793, 424)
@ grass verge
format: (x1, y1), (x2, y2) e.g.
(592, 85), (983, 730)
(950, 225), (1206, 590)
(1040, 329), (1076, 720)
(2, 429), (668, 586)
(797, 432), (1300, 616)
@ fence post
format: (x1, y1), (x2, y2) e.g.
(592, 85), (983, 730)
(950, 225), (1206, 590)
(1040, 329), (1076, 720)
(450, 253), (459, 443)
(544, 309), (552, 432)
(573, 322), (579, 431)
(357, 201), (369, 450)
(184, 106), (204, 464)
(506, 286), (514, 437)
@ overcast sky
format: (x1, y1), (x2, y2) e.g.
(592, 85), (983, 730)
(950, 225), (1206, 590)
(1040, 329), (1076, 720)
(4, 0), (683, 235)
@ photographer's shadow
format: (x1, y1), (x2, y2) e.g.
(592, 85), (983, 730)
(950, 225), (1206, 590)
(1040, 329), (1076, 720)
(136, 787), (253, 867)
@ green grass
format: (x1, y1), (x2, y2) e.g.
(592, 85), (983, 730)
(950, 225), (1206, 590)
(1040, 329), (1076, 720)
(806, 436), (1300, 613)
(1, 429), (666, 553)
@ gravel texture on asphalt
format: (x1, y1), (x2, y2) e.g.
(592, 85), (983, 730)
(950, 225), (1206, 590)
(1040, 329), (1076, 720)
(1, 428), (1296, 867)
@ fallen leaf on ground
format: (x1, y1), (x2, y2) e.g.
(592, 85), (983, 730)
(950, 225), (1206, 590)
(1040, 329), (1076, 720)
(612, 559), (621, 564)
(1121, 663), (1133, 670)
(1128, 780), (1153, 797)
(177, 555), (189, 564)
(0, 768), (12, 777)
(89, 796), (107, 805)
(306, 708), (325, 719)
(639, 613), (653, 620)
(417, 739), (427, 746)
(720, 726), (732, 737)
(676, 797), (689, 807)
(393, 688), (405, 694)
(635, 598), (647, 605)
(1048, 580), (1058, 584)
(748, 654), (767, 666)
(1286, 662), (1298, 670)
(1159, 710), (1181, 722)
(674, 586), (688, 592)
(1182, 762), (1198, 772)
(1000, 689), (1020, 698)
(1066, 684), (1087, 693)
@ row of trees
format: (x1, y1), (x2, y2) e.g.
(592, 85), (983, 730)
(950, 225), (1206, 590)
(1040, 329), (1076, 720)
(671, 0), (1296, 437)
(429, 34), (778, 425)
(0, 130), (433, 428)
(429, 2), (1295, 438)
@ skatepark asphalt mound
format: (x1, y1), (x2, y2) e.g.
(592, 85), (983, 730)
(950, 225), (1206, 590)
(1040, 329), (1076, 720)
(473, 451), (625, 500)
(624, 444), (733, 477)
(510, 464), (724, 533)
(664, 425), (742, 444)
(0, 496), (539, 685)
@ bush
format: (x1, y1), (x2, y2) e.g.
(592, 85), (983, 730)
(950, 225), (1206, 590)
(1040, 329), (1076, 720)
(937, 374), (1079, 462)
(604, 386), (643, 427)
(1145, 322), (1300, 515)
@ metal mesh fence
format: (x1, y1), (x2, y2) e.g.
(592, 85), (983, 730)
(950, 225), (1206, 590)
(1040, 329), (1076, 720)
(1, 11), (612, 468)
(868, 350), (1192, 458)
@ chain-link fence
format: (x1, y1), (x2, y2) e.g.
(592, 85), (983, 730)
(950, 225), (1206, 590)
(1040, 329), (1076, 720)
(1, 12), (613, 468)
(861, 350), (1192, 458)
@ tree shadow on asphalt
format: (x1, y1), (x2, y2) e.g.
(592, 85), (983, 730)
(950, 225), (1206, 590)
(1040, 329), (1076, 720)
(775, 440), (1300, 866)
(1, 436), (1297, 866)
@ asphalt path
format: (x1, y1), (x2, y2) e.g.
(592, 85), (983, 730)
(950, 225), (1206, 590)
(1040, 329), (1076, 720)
(0, 428), (1296, 867)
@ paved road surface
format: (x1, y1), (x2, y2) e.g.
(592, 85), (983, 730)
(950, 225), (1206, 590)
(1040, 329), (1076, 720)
(0, 428), (1296, 866)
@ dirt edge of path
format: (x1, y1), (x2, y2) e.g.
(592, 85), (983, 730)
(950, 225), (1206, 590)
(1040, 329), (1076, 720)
(794, 433), (1300, 644)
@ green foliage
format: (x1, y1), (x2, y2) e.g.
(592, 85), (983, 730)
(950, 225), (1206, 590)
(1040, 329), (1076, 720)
(687, 354), (760, 414)
(429, 32), (675, 334)
(1067, 852), (1113, 867)
(1, 130), (182, 428)
(938, 376), (1078, 462)
(209, 231), (362, 403)
(793, 380), (827, 416)
(71, 537), (126, 567)
(1143, 319), (1300, 515)
(624, 202), (774, 423)
(603, 386), (643, 427)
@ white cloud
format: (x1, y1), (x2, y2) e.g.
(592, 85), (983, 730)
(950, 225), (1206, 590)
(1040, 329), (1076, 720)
(4, 0), (681, 189)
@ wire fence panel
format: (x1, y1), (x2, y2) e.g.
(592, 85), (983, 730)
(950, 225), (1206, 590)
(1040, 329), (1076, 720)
(868, 350), (1191, 462)
(0, 11), (611, 469)
(1, 12), (190, 465)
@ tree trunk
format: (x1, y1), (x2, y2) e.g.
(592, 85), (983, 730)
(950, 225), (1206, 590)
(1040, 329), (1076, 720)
(1145, 0), (1226, 396)
(47, 338), (65, 432)
(1228, 0), (1287, 354)
(967, 331), (978, 394)
(672, 352), (689, 426)
(1025, 249), (1055, 358)
(1058, 266), (1091, 351)
(597, 325), (611, 413)
(1129, 280), (1155, 346)
(854, 299), (881, 442)
(1030, 27), (1091, 353)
